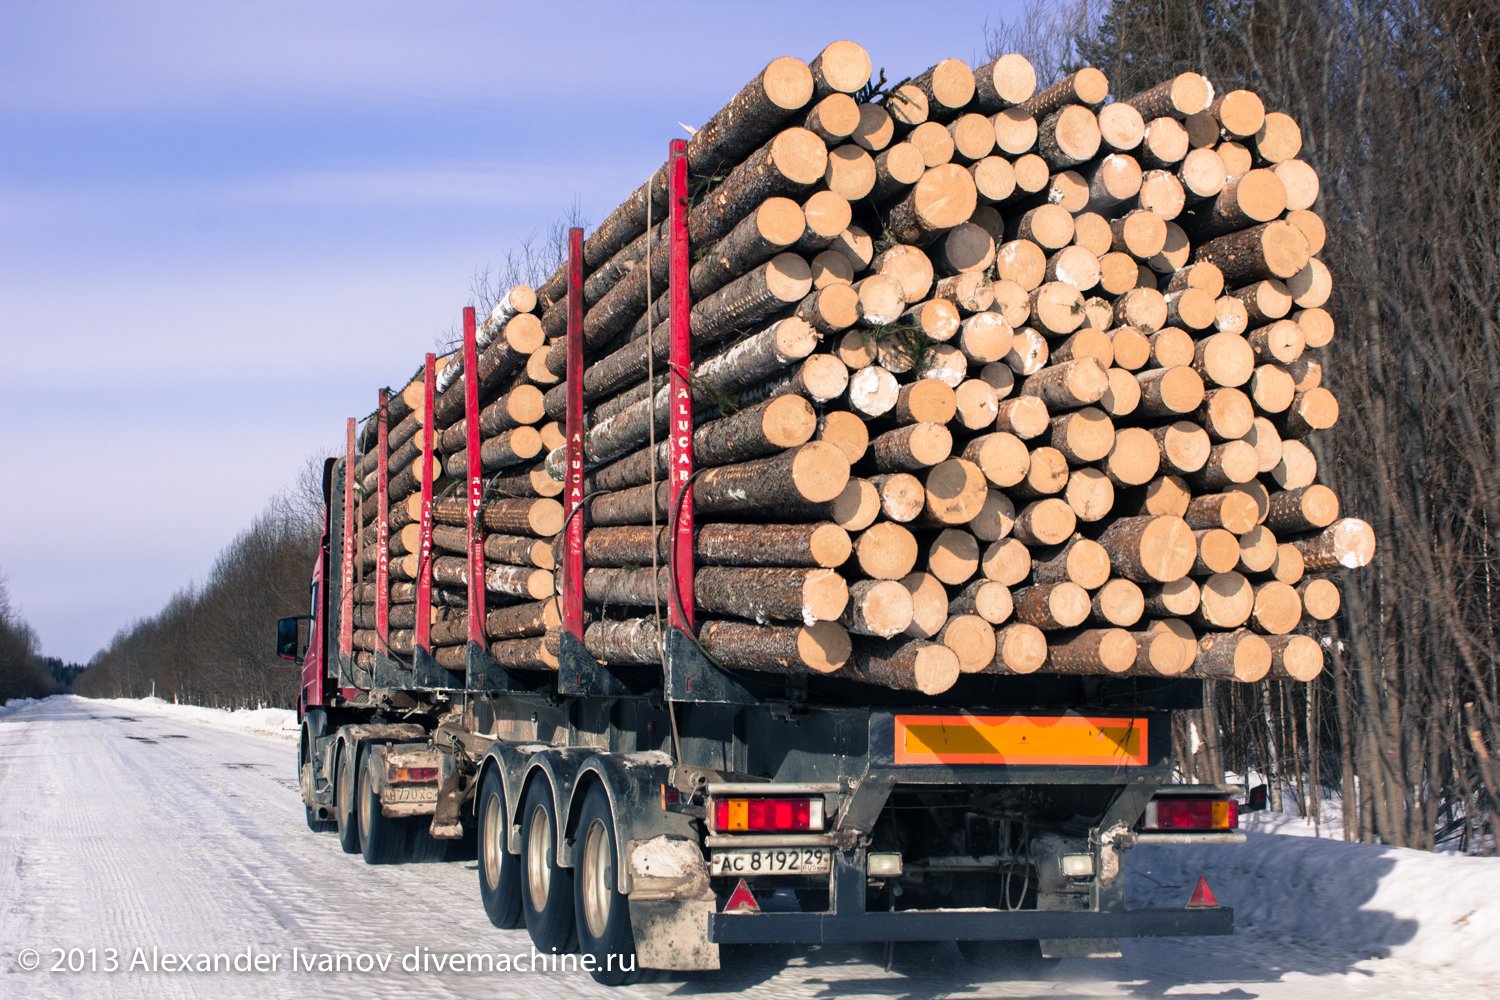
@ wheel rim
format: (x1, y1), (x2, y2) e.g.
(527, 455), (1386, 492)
(358, 760), (370, 840)
(581, 817), (612, 939)
(339, 755), (351, 821)
(482, 793), (503, 891)
(526, 804), (551, 905)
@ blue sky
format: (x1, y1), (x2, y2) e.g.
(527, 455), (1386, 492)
(0, 0), (1022, 661)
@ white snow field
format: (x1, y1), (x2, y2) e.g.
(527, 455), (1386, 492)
(0, 694), (1496, 999)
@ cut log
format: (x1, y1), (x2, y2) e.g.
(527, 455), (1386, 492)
(1278, 387), (1340, 438)
(1143, 578), (1202, 617)
(842, 579), (915, 638)
(1092, 578), (1145, 627)
(1193, 527), (1243, 575)
(1237, 525), (1279, 573)
(1015, 581), (1091, 630)
(1045, 629), (1136, 674)
(951, 579), (1014, 624)
(1265, 484), (1340, 534)
(954, 379), (999, 429)
(973, 53), (1037, 111)
(1194, 571), (1254, 629)
(1020, 359), (1108, 410)
(693, 442), (851, 512)
(695, 567), (850, 624)
(921, 458), (990, 526)
(1194, 629), (1271, 682)
(902, 572), (950, 640)
(699, 621), (851, 675)
(884, 164), (978, 245)
(1266, 633), (1324, 681)
(1272, 439), (1319, 490)
(844, 639), (959, 694)
(1012, 497), (1077, 546)
(870, 422), (953, 472)
(1032, 536), (1111, 589)
(855, 521), (920, 580)
(1298, 578), (1341, 620)
(1065, 467), (1115, 523)
(982, 537), (1033, 586)
(928, 528), (981, 585)
(1270, 542), (1306, 584)
(871, 473), (925, 523)
(1098, 515), (1197, 583)
(1136, 367), (1206, 418)
(1193, 220), (1310, 285)
(432, 496), (563, 536)
(1185, 490), (1261, 534)
(1190, 439), (1259, 489)
(1049, 407), (1116, 464)
(1291, 518), (1376, 570)
(1105, 426), (1162, 486)
(1125, 73), (1215, 119)
(964, 432), (1030, 488)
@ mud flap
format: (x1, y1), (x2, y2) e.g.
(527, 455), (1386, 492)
(428, 753), (468, 840)
(624, 836), (720, 971)
(1040, 938), (1122, 959)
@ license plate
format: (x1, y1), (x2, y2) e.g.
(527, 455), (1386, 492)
(384, 785), (437, 802)
(710, 848), (830, 876)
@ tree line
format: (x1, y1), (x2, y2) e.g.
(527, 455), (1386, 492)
(991, 0), (1499, 851)
(0, 575), (56, 704)
(73, 458), (327, 710)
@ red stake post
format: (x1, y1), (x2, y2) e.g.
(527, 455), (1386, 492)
(563, 227), (586, 644)
(375, 389), (391, 656)
(463, 308), (486, 651)
(667, 138), (695, 631)
(339, 417), (356, 668)
(414, 353), (436, 654)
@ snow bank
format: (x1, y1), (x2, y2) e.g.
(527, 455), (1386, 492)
(1132, 831), (1500, 983)
(0, 696), (40, 719)
(87, 695), (298, 740)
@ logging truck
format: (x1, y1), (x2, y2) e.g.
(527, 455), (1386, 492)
(261, 37), (1386, 985)
(276, 448), (1243, 985)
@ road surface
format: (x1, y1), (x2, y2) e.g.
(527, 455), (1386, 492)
(0, 696), (1488, 998)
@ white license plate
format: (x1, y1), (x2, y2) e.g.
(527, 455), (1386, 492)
(384, 785), (437, 802)
(711, 848), (830, 876)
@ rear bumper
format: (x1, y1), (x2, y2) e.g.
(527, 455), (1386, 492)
(710, 905), (1233, 944)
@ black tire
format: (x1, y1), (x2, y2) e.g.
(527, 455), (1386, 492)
(335, 741), (360, 854)
(300, 714), (334, 832)
(477, 767), (524, 928)
(518, 779), (577, 953)
(573, 785), (641, 985)
(359, 745), (405, 865)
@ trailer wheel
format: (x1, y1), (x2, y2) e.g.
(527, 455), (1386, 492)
(358, 746), (404, 865)
(477, 767), (523, 928)
(335, 742), (360, 854)
(573, 785), (640, 985)
(519, 780), (576, 953)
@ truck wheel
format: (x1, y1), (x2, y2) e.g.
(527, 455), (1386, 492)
(519, 780), (577, 954)
(573, 785), (640, 985)
(358, 746), (404, 865)
(477, 767), (523, 928)
(335, 743), (360, 854)
(300, 715), (333, 832)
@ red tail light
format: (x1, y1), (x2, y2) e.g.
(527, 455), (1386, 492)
(1144, 797), (1238, 831)
(712, 796), (823, 832)
(387, 766), (439, 784)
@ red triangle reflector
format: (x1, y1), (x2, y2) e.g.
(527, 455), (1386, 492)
(724, 878), (760, 914)
(1187, 876), (1220, 908)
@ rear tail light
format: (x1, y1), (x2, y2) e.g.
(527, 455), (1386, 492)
(712, 796), (824, 833)
(1144, 797), (1238, 831)
(387, 766), (439, 784)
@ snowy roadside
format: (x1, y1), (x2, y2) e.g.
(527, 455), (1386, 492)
(58, 693), (298, 741)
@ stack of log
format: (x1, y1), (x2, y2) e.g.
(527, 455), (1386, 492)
(347, 42), (1372, 697)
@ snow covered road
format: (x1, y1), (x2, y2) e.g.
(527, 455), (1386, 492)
(0, 695), (1495, 999)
